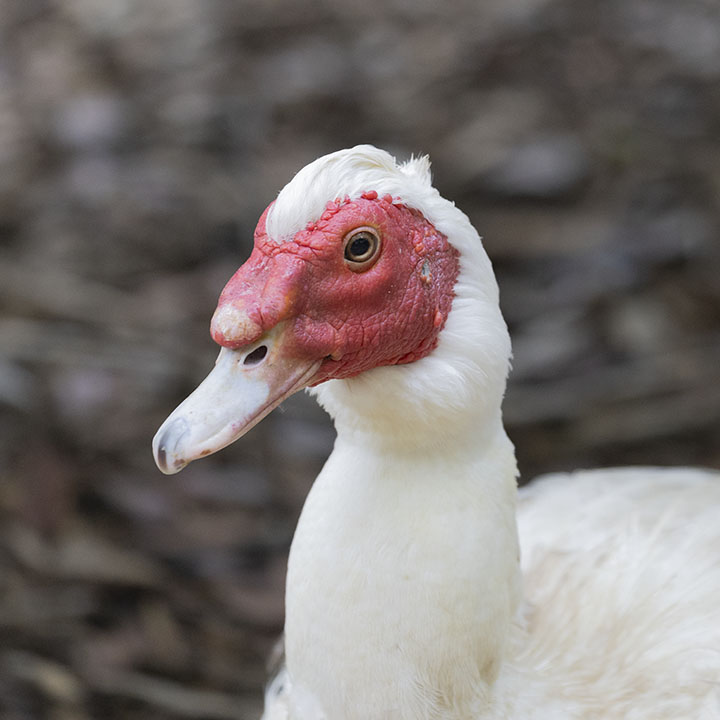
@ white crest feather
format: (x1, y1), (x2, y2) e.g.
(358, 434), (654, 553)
(267, 146), (434, 243)
(400, 153), (433, 186)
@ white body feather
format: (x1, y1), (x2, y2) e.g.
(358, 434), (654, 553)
(259, 147), (720, 719)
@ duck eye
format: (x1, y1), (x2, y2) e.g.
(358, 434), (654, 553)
(343, 227), (381, 271)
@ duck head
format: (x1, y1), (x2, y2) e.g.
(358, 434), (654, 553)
(153, 158), (462, 474)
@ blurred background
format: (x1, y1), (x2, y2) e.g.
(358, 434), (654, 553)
(1, 0), (719, 718)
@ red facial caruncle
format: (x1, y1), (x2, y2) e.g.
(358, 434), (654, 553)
(211, 192), (460, 384)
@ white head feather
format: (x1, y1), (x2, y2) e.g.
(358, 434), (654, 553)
(268, 145), (511, 448)
(266, 145), (432, 242)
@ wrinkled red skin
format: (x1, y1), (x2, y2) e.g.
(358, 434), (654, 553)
(211, 194), (460, 385)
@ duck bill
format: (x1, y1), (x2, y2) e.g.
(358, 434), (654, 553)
(152, 323), (321, 474)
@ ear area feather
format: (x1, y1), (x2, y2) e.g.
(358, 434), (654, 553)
(400, 154), (432, 187)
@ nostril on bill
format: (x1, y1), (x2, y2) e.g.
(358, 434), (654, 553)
(244, 345), (268, 366)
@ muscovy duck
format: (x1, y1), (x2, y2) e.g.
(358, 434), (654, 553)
(153, 146), (720, 720)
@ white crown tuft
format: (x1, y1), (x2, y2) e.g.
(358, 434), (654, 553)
(266, 145), (437, 242)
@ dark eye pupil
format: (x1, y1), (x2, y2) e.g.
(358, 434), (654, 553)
(350, 235), (371, 258)
(343, 229), (380, 270)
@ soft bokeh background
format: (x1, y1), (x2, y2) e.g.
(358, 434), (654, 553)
(1, 1), (719, 718)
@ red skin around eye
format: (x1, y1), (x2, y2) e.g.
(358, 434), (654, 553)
(211, 195), (460, 384)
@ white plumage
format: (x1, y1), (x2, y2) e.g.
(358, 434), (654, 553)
(155, 146), (720, 720)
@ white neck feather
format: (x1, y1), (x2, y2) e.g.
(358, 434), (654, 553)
(282, 186), (526, 719)
(285, 414), (520, 720)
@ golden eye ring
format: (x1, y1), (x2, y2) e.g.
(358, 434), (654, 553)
(342, 227), (381, 272)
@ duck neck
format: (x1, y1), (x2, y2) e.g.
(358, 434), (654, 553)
(284, 402), (522, 720)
